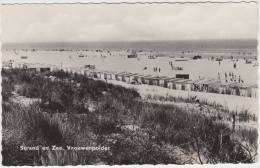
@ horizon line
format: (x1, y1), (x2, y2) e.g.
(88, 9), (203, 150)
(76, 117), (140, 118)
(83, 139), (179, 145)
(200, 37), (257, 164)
(2, 38), (258, 44)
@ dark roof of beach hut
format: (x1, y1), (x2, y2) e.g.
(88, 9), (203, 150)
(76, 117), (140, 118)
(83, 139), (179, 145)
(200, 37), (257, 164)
(100, 70), (111, 74)
(163, 77), (177, 81)
(116, 72), (127, 75)
(167, 78), (184, 82)
(124, 73), (138, 77)
(175, 79), (192, 83)
(142, 75), (154, 79)
(89, 69), (102, 73)
(106, 71), (118, 75)
(132, 74), (145, 78)
(157, 76), (171, 80)
(150, 76), (162, 80)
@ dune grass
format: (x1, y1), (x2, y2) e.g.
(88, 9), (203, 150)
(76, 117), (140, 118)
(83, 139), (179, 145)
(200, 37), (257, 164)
(1, 69), (257, 165)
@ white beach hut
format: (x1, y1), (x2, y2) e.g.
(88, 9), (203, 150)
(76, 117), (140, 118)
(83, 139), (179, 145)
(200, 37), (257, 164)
(249, 84), (258, 98)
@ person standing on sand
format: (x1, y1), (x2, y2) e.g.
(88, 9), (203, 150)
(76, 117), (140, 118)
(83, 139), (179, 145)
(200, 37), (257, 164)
(218, 72), (221, 81)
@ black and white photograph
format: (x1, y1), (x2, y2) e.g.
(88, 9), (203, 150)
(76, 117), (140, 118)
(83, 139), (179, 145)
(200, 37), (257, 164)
(1, 0), (258, 166)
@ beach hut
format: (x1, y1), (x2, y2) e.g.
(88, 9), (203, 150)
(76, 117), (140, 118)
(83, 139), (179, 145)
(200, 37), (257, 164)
(27, 67), (37, 73)
(110, 72), (117, 80)
(79, 69), (85, 75)
(166, 78), (182, 89)
(194, 79), (220, 92)
(132, 74), (145, 84)
(142, 75), (154, 85)
(183, 80), (194, 91)
(229, 83), (249, 97)
(123, 73), (138, 83)
(100, 71), (106, 80)
(2, 60), (15, 69)
(23, 63), (51, 73)
(230, 83), (240, 96)
(95, 71), (102, 79)
(239, 86), (249, 97)
(249, 84), (258, 98)
(131, 74), (152, 84)
(100, 71), (111, 80)
(219, 83), (231, 95)
(50, 66), (59, 72)
(121, 73), (132, 82)
(25, 64), (37, 72)
(207, 80), (221, 93)
(158, 77), (172, 87)
(88, 70), (97, 78)
(91, 71), (97, 78)
(107, 72), (116, 80)
(175, 79), (191, 90)
(115, 72), (126, 81)
(151, 77), (161, 86)
(84, 69), (91, 77)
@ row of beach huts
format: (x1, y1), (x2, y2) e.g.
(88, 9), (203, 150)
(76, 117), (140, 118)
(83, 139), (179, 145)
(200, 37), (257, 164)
(61, 67), (258, 99)
(3, 61), (258, 98)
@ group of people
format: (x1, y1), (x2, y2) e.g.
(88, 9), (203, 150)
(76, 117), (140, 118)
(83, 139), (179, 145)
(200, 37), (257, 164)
(218, 60), (237, 69)
(168, 61), (177, 70)
(142, 66), (161, 73)
(218, 72), (244, 83)
(153, 67), (161, 72)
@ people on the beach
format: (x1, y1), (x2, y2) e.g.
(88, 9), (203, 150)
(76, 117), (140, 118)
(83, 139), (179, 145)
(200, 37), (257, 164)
(222, 72), (244, 83)
(233, 62), (237, 69)
(218, 72), (221, 80)
(168, 61), (175, 70)
(153, 66), (161, 73)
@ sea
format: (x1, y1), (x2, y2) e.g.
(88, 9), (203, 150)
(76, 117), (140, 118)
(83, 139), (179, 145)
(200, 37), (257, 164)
(2, 39), (257, 52)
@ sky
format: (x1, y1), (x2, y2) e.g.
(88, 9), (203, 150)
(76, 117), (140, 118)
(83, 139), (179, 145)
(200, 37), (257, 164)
(1, 2), (258, 43)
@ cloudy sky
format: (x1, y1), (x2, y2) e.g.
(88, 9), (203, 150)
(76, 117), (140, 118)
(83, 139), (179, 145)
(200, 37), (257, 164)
(1, 2), (258, 43)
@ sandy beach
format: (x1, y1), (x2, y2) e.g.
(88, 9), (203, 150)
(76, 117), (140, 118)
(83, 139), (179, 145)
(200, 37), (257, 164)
(2, 49), (258, 85)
